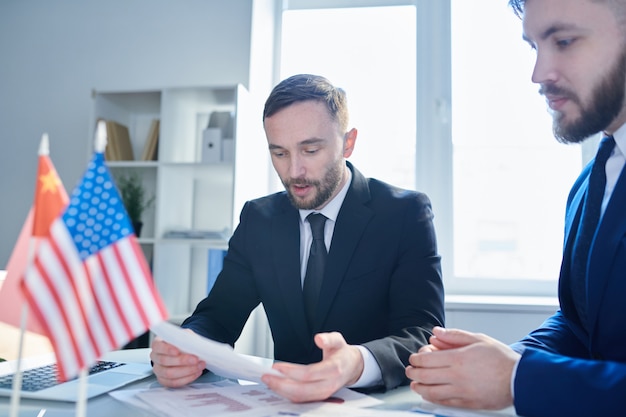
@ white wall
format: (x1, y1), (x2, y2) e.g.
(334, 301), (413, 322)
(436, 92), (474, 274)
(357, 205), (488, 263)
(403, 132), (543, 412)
(0, 0), (255, 267)
(445, 296), (559, 345)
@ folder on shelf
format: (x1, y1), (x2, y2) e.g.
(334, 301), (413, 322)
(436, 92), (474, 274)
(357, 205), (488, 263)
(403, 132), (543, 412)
(208, 111), (234, 138)
(201, 127), (222, 163)
(113, 121), (134, 160)
(102, 119), (119, 161)
(141, 119), (159, 161)
(104, 120), (134, 161)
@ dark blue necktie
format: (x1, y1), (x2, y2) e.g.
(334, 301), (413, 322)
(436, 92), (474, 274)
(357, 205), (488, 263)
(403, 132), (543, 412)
(303, 213), (327, 327)
(571, 135), (615, 325)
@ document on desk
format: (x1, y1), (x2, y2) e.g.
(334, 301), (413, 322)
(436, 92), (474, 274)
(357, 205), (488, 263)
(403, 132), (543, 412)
(123, 380), (427, 417)
(151, 321), (283, 383)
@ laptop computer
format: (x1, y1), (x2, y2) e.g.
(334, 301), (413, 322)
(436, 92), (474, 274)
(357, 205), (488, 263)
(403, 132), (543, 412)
(0, 352), (153, 402)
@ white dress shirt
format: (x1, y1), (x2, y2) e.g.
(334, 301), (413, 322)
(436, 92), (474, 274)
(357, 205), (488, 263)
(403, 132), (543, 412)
(297, 168), (383, 388)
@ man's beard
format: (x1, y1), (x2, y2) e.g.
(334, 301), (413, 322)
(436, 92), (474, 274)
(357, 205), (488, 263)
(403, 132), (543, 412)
(283, 162), (343, 210)
(542, 48), (626, 144)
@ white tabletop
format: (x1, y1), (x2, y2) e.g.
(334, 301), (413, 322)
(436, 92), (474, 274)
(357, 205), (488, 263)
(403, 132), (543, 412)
(0, 349), (519, 417)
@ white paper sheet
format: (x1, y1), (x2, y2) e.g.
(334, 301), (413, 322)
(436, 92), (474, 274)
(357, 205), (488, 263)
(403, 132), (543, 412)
(128, 382), (418, 417)
(151, 321), (283, 383)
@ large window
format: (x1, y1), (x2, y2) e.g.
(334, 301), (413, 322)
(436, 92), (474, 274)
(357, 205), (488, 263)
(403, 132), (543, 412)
(279, 3), (416, 190)
(450, 0), (581, 295)
(278, 0), (584, 297)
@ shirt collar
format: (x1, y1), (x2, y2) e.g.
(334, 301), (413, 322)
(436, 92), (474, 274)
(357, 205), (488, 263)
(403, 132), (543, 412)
(299, 165), (352, 224)
(610, 123), (626, 158)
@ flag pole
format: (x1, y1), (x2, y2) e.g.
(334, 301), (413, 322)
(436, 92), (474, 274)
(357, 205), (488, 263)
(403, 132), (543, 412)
(9, 133), (50, 417)
(74, 121), (107, 417)
(95, 119), (108, 154)
(75, 368), (88, 417)
(8, 305), (28, 417)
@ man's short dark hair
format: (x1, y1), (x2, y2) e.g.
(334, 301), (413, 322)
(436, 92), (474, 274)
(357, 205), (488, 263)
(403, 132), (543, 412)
(263, 74), (349, 134)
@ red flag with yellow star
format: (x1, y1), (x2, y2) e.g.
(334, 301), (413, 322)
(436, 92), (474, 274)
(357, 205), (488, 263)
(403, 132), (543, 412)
(32, 151), (69, 236)
(0, 134), (68, 336)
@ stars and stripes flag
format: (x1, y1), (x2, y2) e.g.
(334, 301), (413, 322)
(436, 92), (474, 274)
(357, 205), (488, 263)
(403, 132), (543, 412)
(22, 134), (168, 381)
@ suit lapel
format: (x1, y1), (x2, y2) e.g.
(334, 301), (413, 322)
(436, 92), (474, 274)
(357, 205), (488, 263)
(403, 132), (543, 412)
(587, 163), (626, 334)
(559, 166), (589, 340)
(312, 164), (373, 331)
(564, 178), (587, 251)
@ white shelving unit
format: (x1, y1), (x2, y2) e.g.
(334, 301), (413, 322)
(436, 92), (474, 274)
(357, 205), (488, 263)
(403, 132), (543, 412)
(91, 85), (268, 323)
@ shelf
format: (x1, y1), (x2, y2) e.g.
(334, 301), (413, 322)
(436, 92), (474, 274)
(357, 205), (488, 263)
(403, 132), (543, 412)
(106, 161), (159, 168)
(92, 84), (269, 323)
(92, 85), (250, 319)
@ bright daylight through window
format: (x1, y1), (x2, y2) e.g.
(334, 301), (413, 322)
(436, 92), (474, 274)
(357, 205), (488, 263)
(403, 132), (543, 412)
(280, 5), (416, 191)
(280, 1), (583, 296)
(451, 0), (580, 292)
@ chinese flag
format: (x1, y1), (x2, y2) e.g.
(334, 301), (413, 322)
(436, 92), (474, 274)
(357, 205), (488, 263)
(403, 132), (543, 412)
(0, 149), (68, 334)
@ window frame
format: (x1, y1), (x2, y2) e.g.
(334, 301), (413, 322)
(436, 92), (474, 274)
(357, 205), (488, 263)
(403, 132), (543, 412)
(277, 0), (571, 297)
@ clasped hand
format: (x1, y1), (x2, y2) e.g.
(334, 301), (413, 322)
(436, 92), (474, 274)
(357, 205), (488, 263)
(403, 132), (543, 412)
(405, 326), (520, 410)
(150, 331), (364, 403)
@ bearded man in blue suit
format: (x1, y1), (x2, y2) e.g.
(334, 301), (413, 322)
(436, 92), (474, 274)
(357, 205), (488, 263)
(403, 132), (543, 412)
(406, 0), (626, 416)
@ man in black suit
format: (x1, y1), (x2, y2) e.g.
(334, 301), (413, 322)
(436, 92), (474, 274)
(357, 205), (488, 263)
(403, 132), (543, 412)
(150, 74), (444, 402)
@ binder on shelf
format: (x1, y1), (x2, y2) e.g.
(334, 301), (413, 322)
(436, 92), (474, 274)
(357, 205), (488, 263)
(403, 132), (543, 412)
(103, 119), (120, 161)
(206, 111), (235, 162)
(115, 122), (134, 160)
(104, 120), (134, 161)
(141, 119), (160, 161)
(208, 111), (234, 139)
(201, 127), (222, 163)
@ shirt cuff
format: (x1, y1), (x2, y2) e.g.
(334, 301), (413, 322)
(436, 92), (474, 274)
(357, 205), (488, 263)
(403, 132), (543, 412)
(347, 345), (383, 388)
(510, 354), (521, 400)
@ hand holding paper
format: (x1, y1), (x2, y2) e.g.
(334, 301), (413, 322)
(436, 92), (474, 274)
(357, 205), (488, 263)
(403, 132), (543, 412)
(150, 321), (283, 384)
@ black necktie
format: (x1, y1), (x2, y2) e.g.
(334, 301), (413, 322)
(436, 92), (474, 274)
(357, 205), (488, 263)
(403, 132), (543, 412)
(303, 213), (327, 326)
(571, 135), (615, 324)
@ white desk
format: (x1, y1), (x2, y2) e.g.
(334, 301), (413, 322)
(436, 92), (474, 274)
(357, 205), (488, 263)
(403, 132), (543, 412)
(0, 349), (519, 417)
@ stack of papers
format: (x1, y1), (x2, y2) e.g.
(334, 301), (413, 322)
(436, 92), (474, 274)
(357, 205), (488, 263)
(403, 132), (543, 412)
(111, 381), (429, 417)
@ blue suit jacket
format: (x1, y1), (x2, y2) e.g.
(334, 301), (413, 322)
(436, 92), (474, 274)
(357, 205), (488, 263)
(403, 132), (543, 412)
(182, 162), (445, 390)
(511, 157), (626, 417)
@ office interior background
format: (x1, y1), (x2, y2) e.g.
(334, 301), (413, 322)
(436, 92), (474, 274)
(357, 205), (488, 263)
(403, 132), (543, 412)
(2, 0), (593, 356)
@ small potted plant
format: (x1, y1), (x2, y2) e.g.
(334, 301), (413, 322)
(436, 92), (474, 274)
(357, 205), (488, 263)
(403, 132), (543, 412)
(114, 172), (155, 237)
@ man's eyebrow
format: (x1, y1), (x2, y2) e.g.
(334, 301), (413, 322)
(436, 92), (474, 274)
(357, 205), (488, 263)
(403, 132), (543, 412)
(268, 137), (325, 151)
(523, 23), (581, 43)
(299, 138), (325, 146)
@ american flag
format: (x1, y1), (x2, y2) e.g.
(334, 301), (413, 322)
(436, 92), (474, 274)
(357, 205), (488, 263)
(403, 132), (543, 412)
(22, 151), (168, 381)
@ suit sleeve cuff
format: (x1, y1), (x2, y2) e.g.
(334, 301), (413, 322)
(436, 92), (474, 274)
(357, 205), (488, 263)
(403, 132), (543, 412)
(347, 345), (383, 388)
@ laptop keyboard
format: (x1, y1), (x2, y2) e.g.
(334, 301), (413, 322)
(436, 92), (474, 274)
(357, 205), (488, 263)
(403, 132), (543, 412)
(0, 361), (124, 392)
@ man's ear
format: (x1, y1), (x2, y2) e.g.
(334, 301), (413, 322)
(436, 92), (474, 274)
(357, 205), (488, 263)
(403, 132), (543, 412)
(343, 128), (357, 158)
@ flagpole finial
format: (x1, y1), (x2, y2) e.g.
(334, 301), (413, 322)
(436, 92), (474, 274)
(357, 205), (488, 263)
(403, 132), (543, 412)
(94, 120), (107, 154)
(38, 133), (50, 156)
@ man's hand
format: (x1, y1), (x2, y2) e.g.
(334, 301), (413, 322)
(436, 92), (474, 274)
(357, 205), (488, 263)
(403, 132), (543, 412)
(261, 332), (364, 403)
(150, 335), (206, 388)
(405, 326), (520, 410)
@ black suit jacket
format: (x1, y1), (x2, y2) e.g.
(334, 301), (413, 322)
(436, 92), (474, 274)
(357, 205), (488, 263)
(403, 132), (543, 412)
(183, 162), (445, 390)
